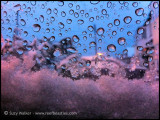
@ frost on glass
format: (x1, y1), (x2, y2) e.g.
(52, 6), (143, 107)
(1, 1), (159, 119)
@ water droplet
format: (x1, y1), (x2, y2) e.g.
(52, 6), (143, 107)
(50, 17), (55, 22)
(23, 40), (28, 46)
(39, 15), (44, 23)
(89, 42), (96, 47)
(153, 2), (159, 9)
(147, 49), (154, 54)
(33, 24), (41, 32)
(83, 49), (87, 53)
(90, 1), (100, 5)
(68, 3), (73, 8)
(17, 49), (24, 55)
(67, 47), (77, 53)
(83, 36), (87, 40)
(137, 46), (143, 51)
(132, 2), (138, 7)
(89, 17), (94, 22)
(58, 22), (64, 29)
(74, 12), (79, 18)
(88, 26), (94, 32)
(123, 49), (128, 54)
(50, 36), (55, 41)
(66, 19), (72, 24)
(118, 37), (126, 46)
(85, 13), (89, 18)
(43, 45), (49, 50)
(58, 1), (64, 6)
(69, 9), (74, 15)
(86, 60), (91, 66)
(24, 31), (28, 36)
(108, 23), (113, 28)
(107, 44), (116, 52)
(143, 62), (149, 67)
(124, 16), (132, 24)
(137, 28), (144, 35)
(53, 49), (62, 57)
(41, 4), (45, 9)
(97, 28), (105, 36)
(107, 1), (112, 8)
(136, 20), (141, 24)
(112, 31), (117, 36)
(101, 9), (107, 15)
(3, 11), (7, 17)
(127, 31), (132, 36)
(61, 11), (66, 17)
(20, 19), (26, 26)
(72, 35), (79, 43)
(46, 28), (50, 33)
(77, 19), (84, 25)
(76, 5), (80, 10)
(53, 8), (58, 14)
(135, 8), (144, 16)
(114, 19), (120, 26)
(8, 27), (12, 33)
(31, 1), (36, 6)
(47, 8), (52, 15)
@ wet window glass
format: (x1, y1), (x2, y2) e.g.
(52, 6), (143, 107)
(1, 1), (159, 119)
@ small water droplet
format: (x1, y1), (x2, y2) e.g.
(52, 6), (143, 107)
(114, 19), (120, 26)
(58, 22), (64, 29)
(58, 1), (64, 6)
(132, 2), (138, 7)
(47, 8), (52, 15)
(89, 17), (94, 22)
(61, 11), (66, 17)
(137, 46), (143, 51)
(77, 19), (84, 25)
(90, 1), (100, 5)
(66, 19), (72, 24)
(39, 15), (44, 23)
(137, 28), (144, 35)
(72, 35), (79, 43)
(101, 9), (107, 15)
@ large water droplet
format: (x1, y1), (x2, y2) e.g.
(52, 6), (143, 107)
(107, 44), (116, 52)
(72, 35), (79, 43)
(33, 24), (41, 32)
(124, 16), (132, 24)
(118, 37), (126, 46)
(97, 28), (105, 36)
(135, 8), (144, 16)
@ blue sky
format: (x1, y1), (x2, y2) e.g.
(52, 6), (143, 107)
(1, 1), (154, 57)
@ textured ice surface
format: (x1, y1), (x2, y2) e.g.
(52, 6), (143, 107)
(1, 56), (159, 119)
